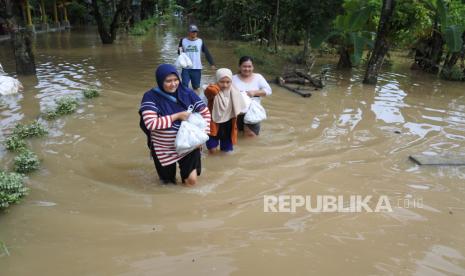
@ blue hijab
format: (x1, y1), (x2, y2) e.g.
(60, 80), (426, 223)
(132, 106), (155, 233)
(153, 64), (192, 110)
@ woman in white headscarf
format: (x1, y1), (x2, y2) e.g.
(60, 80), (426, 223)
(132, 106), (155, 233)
(204, 68), (248, 153)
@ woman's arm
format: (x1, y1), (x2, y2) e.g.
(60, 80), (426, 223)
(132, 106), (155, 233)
(246, 74), (272, 97)
(204, 84), (220, 102)
(142, 110), (190, 130)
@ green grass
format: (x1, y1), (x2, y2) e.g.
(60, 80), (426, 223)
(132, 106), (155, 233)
(0, 170), (28, 209)
(13, 149), (40, 174)
(83, 87), (101, 99)
(233, 44), (297, 76)
(129, 17), (159, 36)
(43, 96), (79, 120)
(12, 121), (48, 139)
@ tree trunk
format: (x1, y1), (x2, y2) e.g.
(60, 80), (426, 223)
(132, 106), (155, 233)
(273, 0), (280, 53)
(91, 0), (131, 44)
(303, 25), (311, 63)
(12, 29), (36, 75)
(363, 0), (396, 84)
(3, 0), (37, 75)
(40, 0), (47, 24)
(337, 47), (352, 69)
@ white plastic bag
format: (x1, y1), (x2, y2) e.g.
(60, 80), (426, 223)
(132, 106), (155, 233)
(175, 109), (208, 154)
(240, 91), (252, 114)
(244, 100), (267, 124)
(187, 112), (207, 130)
(175, 53), (193, 69)
(0, 76), (23, 96)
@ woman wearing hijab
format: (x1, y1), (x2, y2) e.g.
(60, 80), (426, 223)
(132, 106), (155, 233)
(204, 68), (248, 153)
(139, 64), (211, 186)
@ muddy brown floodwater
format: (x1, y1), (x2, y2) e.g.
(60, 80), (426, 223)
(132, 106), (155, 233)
(1, 24), (465, 275)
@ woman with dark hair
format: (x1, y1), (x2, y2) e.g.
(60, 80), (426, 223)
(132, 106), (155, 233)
(139, 64), (211, 186)
(232, 56), (272, 137)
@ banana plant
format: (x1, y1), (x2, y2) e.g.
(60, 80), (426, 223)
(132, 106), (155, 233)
(312, 0), (378, 68)
(421, 0), (464, 53)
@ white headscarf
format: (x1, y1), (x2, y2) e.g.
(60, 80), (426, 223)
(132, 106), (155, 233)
(212, 68), (247, 123)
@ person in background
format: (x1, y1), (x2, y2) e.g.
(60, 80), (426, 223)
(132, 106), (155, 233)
(178, 24), (216, 94)
(139, 64), (211, 186)
(232, 56), (272, 137)
(204, 68), (248, 153)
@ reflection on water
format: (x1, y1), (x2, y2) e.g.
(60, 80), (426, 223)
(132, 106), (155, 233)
(1, 26), (465, 275)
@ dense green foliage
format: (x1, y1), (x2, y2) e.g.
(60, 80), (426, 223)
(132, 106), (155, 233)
(12, 121), (48, 139)
(0, 171), (28, 209)
(14, 149), (40, 174)
(129, 16), (159, 36)
(83, 87), (101, 99)
(44, 96), (79, 120)
(4, 136), (27, 152)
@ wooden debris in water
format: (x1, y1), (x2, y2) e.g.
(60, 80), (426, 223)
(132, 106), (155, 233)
(409, 154), (465, 166)
(275, 66), (329, 97)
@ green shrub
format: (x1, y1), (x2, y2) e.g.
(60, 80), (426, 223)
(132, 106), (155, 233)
(14, 149), (40, 174)
(129, 26), (147, 36)
(233, 44), (289, 75)
(83, 87), (101, 99)
(12, 121), (48, 139)
(129, 17), (158, 36)
(0, 170), (28, 209)
(234, 45), (273, 67)
(441, 65), (465, 81)
(43, 96), (79, 120)
(4, 135), (26, 152)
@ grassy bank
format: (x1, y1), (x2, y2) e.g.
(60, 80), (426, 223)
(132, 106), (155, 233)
(129, 16), (163, 36)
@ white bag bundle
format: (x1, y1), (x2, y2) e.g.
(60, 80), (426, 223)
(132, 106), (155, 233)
(187, 112), (207, 130)
(175, 112), (208, 154)
(175, 53), (193, 69)
(240, 91), (252, 114)
(244, 100), (267, 124)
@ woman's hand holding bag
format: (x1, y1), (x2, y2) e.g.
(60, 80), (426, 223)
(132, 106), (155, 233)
(244, 100), (267, 124)
(175, 107), (208, 154)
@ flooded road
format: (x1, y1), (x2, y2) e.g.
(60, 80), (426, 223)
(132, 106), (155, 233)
(1, 24), (465, 275)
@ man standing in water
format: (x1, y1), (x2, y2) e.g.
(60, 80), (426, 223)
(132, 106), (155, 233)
(178, 24), (216, 94)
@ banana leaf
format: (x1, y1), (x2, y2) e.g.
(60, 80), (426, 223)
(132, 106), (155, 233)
(444, 25), (464, 52)
(350, 32), (365, 66)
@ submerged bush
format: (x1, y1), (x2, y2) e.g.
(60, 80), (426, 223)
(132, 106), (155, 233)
(0, 171), (28, 209)
(129, 17), (158, 36)
(83, 87), (101, 99)
(129, 26), (147, 36)
(14, 149), (40, 174)
(4, 135), (26, 152)
(441, 65), (465, 81)
(44, 96), (79, 120)
(12, 121), (48, 139)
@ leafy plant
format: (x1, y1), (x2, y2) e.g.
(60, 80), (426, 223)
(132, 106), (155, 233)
(0, 240), (10, 256)
(4, 135), (26, 152)
(14, 149), (40, 174)
(43, 96), (79, 120)
(422, 0), (464, 52)
(12, 121), (48, 139)
(129, 17), (159, 36)
(83, 87), (101, 99)
(0, 170), (28, 209)
(440, 65), (465, 80)
(313, 0), (378, 67)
